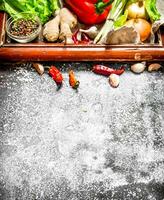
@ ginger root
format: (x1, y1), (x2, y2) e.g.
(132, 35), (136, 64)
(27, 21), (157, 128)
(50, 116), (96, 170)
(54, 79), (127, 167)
(59, 8), (77, 44)
(43, 8), (77, 44)
(43, 14), (60, 42)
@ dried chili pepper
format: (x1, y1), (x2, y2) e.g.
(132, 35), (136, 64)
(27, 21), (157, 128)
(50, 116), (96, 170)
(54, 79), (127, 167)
(72, 30), (91, 44)
(49, 66), (63, 84)
(69, 70), (80, 89)
(92, 65), (125, 76)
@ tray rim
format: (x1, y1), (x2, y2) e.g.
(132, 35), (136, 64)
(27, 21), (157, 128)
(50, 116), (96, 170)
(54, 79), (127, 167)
(0, 11), (164, 62)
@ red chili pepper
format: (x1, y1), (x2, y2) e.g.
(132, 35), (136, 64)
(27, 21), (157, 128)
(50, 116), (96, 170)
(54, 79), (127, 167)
(92, 65), (125, 76)
(49, 66), (63, 84)
(65, 0), (114, 25)
(69, 70), (80, 89)
(72, 30), (91, 44)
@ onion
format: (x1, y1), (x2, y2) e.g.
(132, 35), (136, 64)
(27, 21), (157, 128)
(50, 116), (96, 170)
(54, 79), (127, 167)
(126, 0), (148, 19)
(125, 18), (151, 42)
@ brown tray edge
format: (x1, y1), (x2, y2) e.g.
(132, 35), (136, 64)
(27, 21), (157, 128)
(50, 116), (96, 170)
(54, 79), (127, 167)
(1, 12), (164, 62)
(0, 12), (6, 46)
(1, 46), (164, 62)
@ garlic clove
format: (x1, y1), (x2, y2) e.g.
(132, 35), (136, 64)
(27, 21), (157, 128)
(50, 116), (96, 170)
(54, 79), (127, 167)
(33, 63), (44, 75)
(109, 74), (120, 88)
(80, 26), (99, 39)
(148, 63), (161, 72)
(131, 62), (146, 73)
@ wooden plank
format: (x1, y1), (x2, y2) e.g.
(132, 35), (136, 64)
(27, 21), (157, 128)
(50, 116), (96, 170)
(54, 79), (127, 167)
(1, 46), (164, 62)
(0, 12), (6, 46)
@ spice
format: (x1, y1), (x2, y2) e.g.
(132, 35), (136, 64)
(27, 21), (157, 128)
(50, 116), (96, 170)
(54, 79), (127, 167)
(148, 63), (161, 72)
(49, 66), (63, 84)
(69, 70), (80, 89)
(92, 65), (125, 76)
(109, 74), (120, 88)
(32, 63), (44, 75)
(10, 18), (39, 37)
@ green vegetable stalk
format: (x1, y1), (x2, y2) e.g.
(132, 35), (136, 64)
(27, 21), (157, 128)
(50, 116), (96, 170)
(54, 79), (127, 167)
(94, 0), (161, 44)
(0, 0), (60, 24)
(94, 0), (127, 44)
(145, 0), (160, 22)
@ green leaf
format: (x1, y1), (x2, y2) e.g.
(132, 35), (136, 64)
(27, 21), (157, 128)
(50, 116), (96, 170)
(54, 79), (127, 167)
(0, 0), (60, 24)
(114, 9), (128, 28)
(145, 0), (160, 22)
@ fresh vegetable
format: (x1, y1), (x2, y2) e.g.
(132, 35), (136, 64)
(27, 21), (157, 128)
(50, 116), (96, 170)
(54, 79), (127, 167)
(148, 63), (161, 72)
(43, 8), (77, 44)
(0, 0), (60, 24)
(69, 70), (80, 89)
(94, 0), (127, 43)
(43, 14), (60, 42)
(80, 26), (99, 39)
(131, 62), (146, 73)
(92, 65), (125, 76)
(125, 18), (151, 42)
(65, 0), (114, 25)
(125, 0), (160, 22)
(72, 30), (91, 44)
(145, 0), (160, 22)
(109, 74), (120, 88)
(59, 8), (77, 44)
(33, 63), (44, 75)
(49, 66), (63, 84)
(126, 0), (148, 19)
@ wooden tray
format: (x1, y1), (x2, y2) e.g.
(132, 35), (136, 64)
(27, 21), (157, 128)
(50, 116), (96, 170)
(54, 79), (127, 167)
(0, 12), (164, 62)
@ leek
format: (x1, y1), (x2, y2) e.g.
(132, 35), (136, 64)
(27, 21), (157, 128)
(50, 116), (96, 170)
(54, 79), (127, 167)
(94, 0), (128, 44)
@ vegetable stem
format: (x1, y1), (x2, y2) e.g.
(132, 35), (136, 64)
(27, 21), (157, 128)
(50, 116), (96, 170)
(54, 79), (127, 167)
(94, 0), (127, 44)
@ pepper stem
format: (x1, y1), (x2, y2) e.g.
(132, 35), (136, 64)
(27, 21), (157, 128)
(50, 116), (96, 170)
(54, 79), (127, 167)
(95, 0), (114, 14)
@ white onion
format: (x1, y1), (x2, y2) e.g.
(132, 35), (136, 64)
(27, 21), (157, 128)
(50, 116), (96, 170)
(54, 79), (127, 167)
(126, 1), (147, 19)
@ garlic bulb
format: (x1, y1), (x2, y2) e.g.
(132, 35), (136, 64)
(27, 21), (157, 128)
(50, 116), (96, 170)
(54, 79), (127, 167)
(33, 63), (44, 75)
(80, 26), (99, 39)
(148, 63), (161, 72)
(109, 74), (120, 88)
(131, 62), (146, 73)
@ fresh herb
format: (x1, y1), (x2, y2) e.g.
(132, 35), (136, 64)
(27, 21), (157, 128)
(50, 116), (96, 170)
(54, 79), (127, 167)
(94, 0), (127, 44)
(145, 0), (160, 22)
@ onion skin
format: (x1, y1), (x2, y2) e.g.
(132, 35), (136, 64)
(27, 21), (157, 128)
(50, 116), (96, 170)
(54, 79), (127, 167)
(125, 18), (151, 42)
(126, 1), (148, 19)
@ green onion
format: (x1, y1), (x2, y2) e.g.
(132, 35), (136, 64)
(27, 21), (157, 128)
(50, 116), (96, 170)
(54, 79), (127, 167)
(94, 0), (127, 44)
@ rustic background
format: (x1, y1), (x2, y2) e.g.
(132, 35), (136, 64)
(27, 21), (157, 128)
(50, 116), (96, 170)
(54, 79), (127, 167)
(0, 62), (164, 200)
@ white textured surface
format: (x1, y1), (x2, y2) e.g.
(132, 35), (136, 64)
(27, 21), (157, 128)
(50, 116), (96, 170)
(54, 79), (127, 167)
(0, 63), (164, 200)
